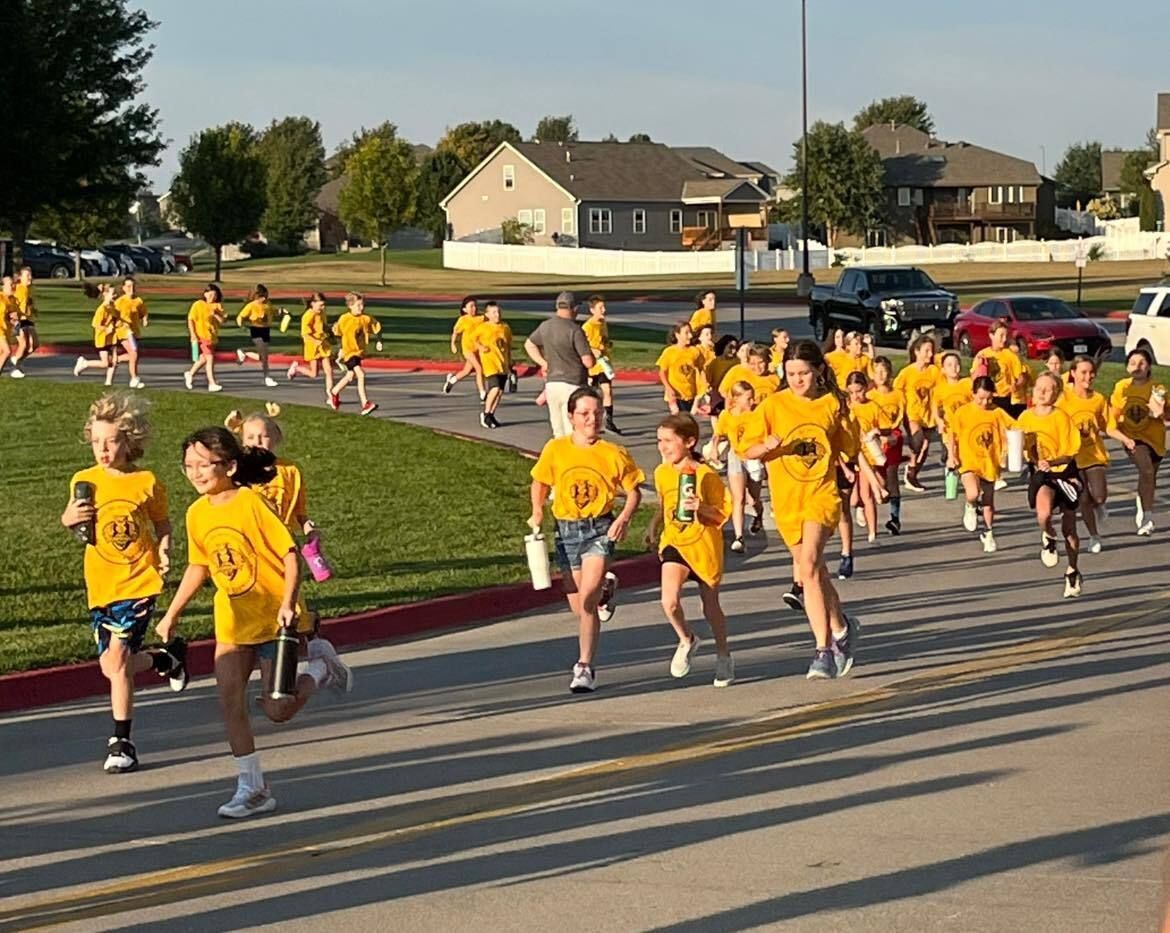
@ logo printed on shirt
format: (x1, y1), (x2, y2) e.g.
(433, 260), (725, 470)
(1125, 401), (1149, 428)
(204, 526), (258, 597)
(559, 465), (611, 515)
(94, 499), (150, 565)
(776, 422), (832, 485)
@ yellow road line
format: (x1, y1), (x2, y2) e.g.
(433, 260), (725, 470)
(3, 592), (1166, 930)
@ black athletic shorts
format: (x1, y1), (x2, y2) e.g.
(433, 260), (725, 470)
(343, 355), (364, 371)
(485, 373), (507, 392)
(1131, 439), (1165, 467)
(588, 372), (612, 387)
(249, 326), (271, 343)
(836, 462), (858, 492)
(1027, 464), (1082, 511)
(676, 398), (695, 413)
(15, 320), (35, 333)
(660, 545), (695, 580)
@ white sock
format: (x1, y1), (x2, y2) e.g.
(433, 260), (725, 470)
(304, 658), (328, 686)
(234, 752), (264, 791)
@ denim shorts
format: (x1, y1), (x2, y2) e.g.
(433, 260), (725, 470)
(554, 514), (615, 572)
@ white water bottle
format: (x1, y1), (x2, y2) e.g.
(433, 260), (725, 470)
(1006, 429), (1024, 473)
(598, 356), (615, 379)
(525, 531), (552, 590)
(862, 431), (887, 466)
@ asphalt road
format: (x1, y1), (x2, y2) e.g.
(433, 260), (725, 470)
(1, 351), (1167, 932)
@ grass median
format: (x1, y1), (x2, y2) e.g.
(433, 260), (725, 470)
(0, 381), (650, 675)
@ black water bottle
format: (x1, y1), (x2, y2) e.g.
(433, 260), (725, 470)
(72, 481), (96, 545)
(268, 628), (300, 699)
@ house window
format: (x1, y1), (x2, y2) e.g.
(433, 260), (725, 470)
(517, 209), (532, 227)
(697, 210), (716, 230)
(912, 188), (924, 206)
(989, 186), (1003, 205)
(561, 208), (575, 235)
(897, 187), (911, 207)
(1007, 186), (1016, 204)
(1017, 186), (1025, 203)
(589, 208), (612, 234)
(503, 165), (515, 191)
(533, 209), (546, 234)
(669, 209), (683, 234)
(865, 229), (889, 247)
(633, 209), (646, 234)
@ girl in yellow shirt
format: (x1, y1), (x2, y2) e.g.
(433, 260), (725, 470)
(845, 372), (891, 545)
(716, 344), (780, 403)
(946, 375), (1016, 553)
(656, 322), (705, 413)
(184, 283), (226, 393)
(1107, 347), (1168, 536)
(73, 283), (121, 386)
(286, 291), (335, 401)
(770, 328), (791, 374)
(973, 319), (1027, 416)
(893, 334), (940, 492)
(868, 357), (908, 534)
(234, 284), (279, 388)
(113, 277), (147, 389)
(692, 324), (717, 409)
(157, 426), (351, 819)
(0, 274), (16, 375)
(934, 351), (973, 459)
(1058, 355), (1110, 553)
(744, 340), (860, 681)
(442, 296), (485, 400)
(646, 413), (734, 687)
(1017, 372), (1084, 597)
(713, 380), (765, 552)
(688, 289), (717, 334)
(9, 265), (38, 378)
(828, 332), (875, 390)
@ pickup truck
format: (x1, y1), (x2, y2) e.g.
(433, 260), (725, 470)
(808, 266), (960, 346)
(1125, 281), (1170, 365)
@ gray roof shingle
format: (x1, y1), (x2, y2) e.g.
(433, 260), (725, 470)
(672, 146), (757, 178)
(861, 124), (934, 158)
(516, 141), (705, 202)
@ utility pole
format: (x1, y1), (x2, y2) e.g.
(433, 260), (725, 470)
(796, 0), (814, 298)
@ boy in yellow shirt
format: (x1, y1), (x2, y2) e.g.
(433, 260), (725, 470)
(582, 294), (623, 434)
(73, 283), (121, 386)
(184, 283), (226, 393)
(442, 296), (486, 400)
(329, 292), (382, 415)
(973, 319), (1027, 416)
(947, 375), (1016, 553)
(114, 276), (147, 388)
(234, 284), (280, 387)
(471, 300), (513, 429)
(9, 265), (38, 378)
(646, 413), (735, 686)
(60, 392), (186, 774)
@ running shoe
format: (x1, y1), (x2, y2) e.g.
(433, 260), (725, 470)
(264, 377), (278, 388)
(235, 348), (246, 364)
(730, 536), (745, 553)
(1087, 536), (1102, 554)
(443, 373), (456, 394)
(360, 401), (378, 416)
(208, 383), (224, 393)
(183, 370), (194, 390)
(994, 477), (1008, 491)
(713, 654), (735, 688)
(837, 554), (854, 579)
(855, 506), (866, 528)
(328, 393), (340, 410)
(479, 389), (487, 402)
(782, 583), (805, 613)
(1040, 533), (1059, 568)
(903, 472), (927, 493)
(981, 530), (997, 553)
(73, 355), (87, 377)
(806, 649), (837, 680)
(308, 638), (353, 694)
(1138, 519), (1155, 537)
(287, 361), (298, 380)
(160, 638), (189, 693)
(1063, 569), (1083, 598)
(569, 662), (596, 694)
(597, 572), (618, 622)
(103, 737), (138, 774)
(10, 368), (25, 378)
(833, 614), (861, 677)
(885, 516), (901, 536)
(218, 784), (277, 819)
(479, 412), (490, 429)
(486, 414), (501, 429)
(962, 503), (978, 532)
(749, 513), (764, 535)
(604, 416), (624, 435)
(129, 377), (145, 389)
(670, 635), (700, 678)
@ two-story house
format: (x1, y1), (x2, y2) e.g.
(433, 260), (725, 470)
(1146, 93), (1170, 231)
(858, 124), (1055, 247)
(440, 141), (771, 251)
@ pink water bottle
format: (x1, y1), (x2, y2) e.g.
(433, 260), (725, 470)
(301, 533), (333, 582)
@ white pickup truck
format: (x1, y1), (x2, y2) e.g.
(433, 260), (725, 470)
(1125, 282), (1170, 365)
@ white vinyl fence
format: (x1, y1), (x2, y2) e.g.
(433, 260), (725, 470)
(836, 233), (1170, 267)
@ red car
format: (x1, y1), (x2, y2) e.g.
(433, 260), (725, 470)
(953, 295), (1113, 362)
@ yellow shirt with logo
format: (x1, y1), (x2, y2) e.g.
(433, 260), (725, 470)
(185, 486), (297, 645)
(750, 389), (847, 547)
(531, 436), (644, 522)
(688, 306), (715, 334)
(255, 459), (307, 534)
(829, 352), (874, 390)
(1110, 377), (1167, 457)
(656, 345), (705, 400)
(472, 321), (513, 377)
(582, 317), (612, 377)
(91, 304), (119, 348)
(694, 345), (717, 395)
(1057, 390), (1110, 468)
(975, 347), (1024, 398)
(951, 402), (1015, 482)
(715, 407), (758, 458)
(300, 308), (332, 360)
(717, 364), (780, 403)
(867, 386), (906, 432)
(935, 378), (974, 434)
(452, 313), (481, 355)
(114, 295), (148, 339)
(1016, 407), (1080, 471)
(236, 299), (273, 327)
(14, 282), (35, 321)
(848, 399), (884, 465)
(894, 363), (940, 427)
(70, 465), (168, 609)
(333, 312), (381, 359)
(188, 300), (223, 344)
(654, 462), (731, 586)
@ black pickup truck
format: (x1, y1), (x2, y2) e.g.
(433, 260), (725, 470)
(808, 266), (960, 346)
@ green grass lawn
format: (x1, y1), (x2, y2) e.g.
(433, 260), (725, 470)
(0, 381), (650, 674)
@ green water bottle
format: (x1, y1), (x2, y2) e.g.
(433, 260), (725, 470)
(675, 467), (697, 522)
(190, 338), (199, 363)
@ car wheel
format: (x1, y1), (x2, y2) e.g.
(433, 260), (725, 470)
(957, 332), (973, 357)
(176, 262), (190, 274)
(812, 313), (829, 343)
(1015, 338), (1029, 358)
(1137, 340), (1157, 366)
(50, 263), (70, 279)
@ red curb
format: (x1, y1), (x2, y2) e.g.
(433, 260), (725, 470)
(0, 552), (662, 714)
(92, 285), (467, 303)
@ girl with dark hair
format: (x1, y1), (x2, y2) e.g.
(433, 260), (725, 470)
(443, 296), (485, 399)
(1058, 355), (1110, 553)
(235, 284), (280, 388)
(1108, 347), (1168, 536)
(744, 340), (860, 681)
(184, 284), (226, 393)
(704, 334), (741, 422)
(656, 322), (704, 414)
(157, 426), (351, 819)
(689, 289), (717, 334)
(946, 375), (1016, 553)
(973, 319), (1027, 417)
(286, 292), (335, 400)
(868, 356), (907, 534)
(894, 334), (940, 492)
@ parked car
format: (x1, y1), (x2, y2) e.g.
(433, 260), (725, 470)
(953, 296), (1113, 362)
(1124, 282), (1170, 365)
(168, 250), (193, 273)
(72, 248), (115, 276)
(97, 247), (136, 275)
(104, 243), (171, 274)
(808, 266), (960, 346)
(21, 242), (80, 279)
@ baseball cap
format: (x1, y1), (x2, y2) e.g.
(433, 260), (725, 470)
(555, 291), (575, 309)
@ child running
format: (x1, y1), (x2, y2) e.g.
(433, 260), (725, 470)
(114, 276), (147, 389)
(743, 340), (861, 680)
(1017, 372), (1084, 596)
(329, 292), (382, 415)
(845, 372), (889, 544)
(947, 375), (1015, 553)
(894, 335), (940, 492)
(1107, 347), (1168, 536)
(657, 322), (704, 414)
(156, 427), (351, 818)
(184, 283), (226, 393)
(442, 296), (485, 400)
(689, 289), (717, 335)
(934, 351), (974, 471)
(286, 291), (335, 401)
(769, 328), (791, 374)
(73, 283), (121, 386)
(61, 392), (186, 773)
(717, 343), (780, 406)
(471, 300), (512, 429)
(0, 275), (14, 375)
(692, 324), (717, 413)
(529, 387), (644, 694)
(581, 295), (623, 434)
(713, 380), (766, 552)
(235, 284), (279, 387)
(1058, 355), (1110, 553)
(646, 413), (735, 686)
(705, 335), (741, 419)
(828, 332), (875, 390)
(9, 265), (38, 378)
(868, 356), (907, 534)
(974, 319), (1027, 416)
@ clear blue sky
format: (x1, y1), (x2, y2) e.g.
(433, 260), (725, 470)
(139, 0), (1167, 188)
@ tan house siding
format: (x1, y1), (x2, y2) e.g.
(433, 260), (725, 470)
(444, 147), (576, 246)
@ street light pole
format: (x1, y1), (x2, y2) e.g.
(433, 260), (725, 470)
(796, 0), (814, 297)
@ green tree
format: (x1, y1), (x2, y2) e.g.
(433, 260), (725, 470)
(330, 122), (404, 178)
(0, 0), (164, 263)
(170, 123), (266, 281)
(1139, 185), (1158, 232)
(601, 133), (619, 143)
(435, 120), (522, 169)
(258, 116), (327, 254)
(32, 194), (134, 278)
(782, 121), (885, 247)
(338, 128), (421, 285)
(416, 149), (470, 245)
(532, 115), (578, 143)
(853, 96), (935, 135)
(628, 132), (653, 143)
(1053, 141), (1103, 208)
(500, 218), (534, 245)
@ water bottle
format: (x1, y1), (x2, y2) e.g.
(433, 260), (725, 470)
(944, 469), (959, 500)
(862, 431), (887, 467)
(190, 339), (199, 363)
(1006, 429), (1025, 473)
(268, 628), (300, 699)
(525, 531), (552, 590)
(301, 534), (333, 583)
(598, 356), (615, 380)
(278, 308), (291, 333)
(675, 468), (698, 523)
(71, 481), (96, 545)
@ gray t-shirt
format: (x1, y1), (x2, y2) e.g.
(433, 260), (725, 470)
(528, 316), (591, 384)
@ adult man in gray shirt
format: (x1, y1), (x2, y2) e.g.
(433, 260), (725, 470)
(524, 291), (595, 437)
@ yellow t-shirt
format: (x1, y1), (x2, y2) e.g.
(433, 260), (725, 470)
(656, 345), (705, 400)
(70, 465), (168, 609)
(894, 364), (940, 427)
(717, 364), (780, 403)
(654, 462), (731, 586)
(472, 321), (513, 377)
(975, 347), (1024, 398)
(300, 308), (331, 360)
(715, 407), (758, 458)
(935, 378), (974, 434)
(1110, 377), (1167, 457)
(531, 436), (644, 522)
(829, 352), (874, 390)
(750, 389), (847, 547)
(688, 306), (715, 334)
(706, 357), (738, 398)
(582, 317), (612, 378)
(188, 300), (223, 344)
(867, 386), (906, 432)
(849, 399), (883, 465)
(452, 313), (481, 355)
(1011, 364), (1037, 407)
(255, 459), (307, 534)
(114, 295), (148, 338)
(1057, 390), (1110, 468)
(185, 486), (297, 645)
(14, 282), (35, 321)
(951, 402), (1015, 482)
(0, 294), (15, 343)
(333, 312), (381, 359)
(1016, 407), (1080, 471)
(91, 304), (119, 348)
(237, 299), (272, 327)
(694, 345), (717, 395)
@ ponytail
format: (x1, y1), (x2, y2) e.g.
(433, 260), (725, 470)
(181, 426), (277, 487)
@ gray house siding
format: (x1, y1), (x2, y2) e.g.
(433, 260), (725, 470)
(578, 201), (714, 250)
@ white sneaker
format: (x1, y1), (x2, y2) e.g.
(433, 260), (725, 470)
(236, 348), (246, 365)
(217, 784), (277, 819)
(208, 383), (224, 393)
(103, 737), (138, 774)
(479, 389), (487, 402)
(1135, 496), (1144, 529)
(981, 530), (997, 553)
(1138, 519), (1155, 537)
(1040, 533), (1059, 568)
(73, 355), (87, 377)
(597, 571), (618, 623)
(308, 638), (353, 694)
(10, 368), (25, 378)
(569, 662), (596, 694)
(670, 635), (701, 678)
(129, 377), (145, 389)
(994, 478), (1008, 491)
(1087, 536), (1102, 554)
(1063, 569), (1083, 598)
(713, 654), (735, 688)
(962, 503), (978, 532)
(183, 370), (194, 390)
(264, 376), (278, 388)
(855, 506), (866, 528)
